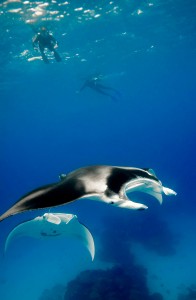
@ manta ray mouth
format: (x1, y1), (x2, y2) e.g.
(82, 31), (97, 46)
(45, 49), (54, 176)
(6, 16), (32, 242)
(124, 178), (164, 204)
(41, 231), (61, 237)
(124, 177), (176, 209)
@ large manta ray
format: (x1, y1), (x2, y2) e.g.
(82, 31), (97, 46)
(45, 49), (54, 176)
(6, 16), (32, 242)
(0, 165), (176, 222)
(5, 212), (95, 260)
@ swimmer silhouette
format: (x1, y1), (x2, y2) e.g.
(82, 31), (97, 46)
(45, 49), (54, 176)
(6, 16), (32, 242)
(79, 74), (121, 101)
(32, 26), (61, 64)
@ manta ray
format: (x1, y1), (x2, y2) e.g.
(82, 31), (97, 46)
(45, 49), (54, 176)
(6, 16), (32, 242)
(0, 165), (176, 222)
(5, 212), (95, 260)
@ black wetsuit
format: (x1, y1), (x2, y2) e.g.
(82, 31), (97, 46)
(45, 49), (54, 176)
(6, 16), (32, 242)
(32, 32), (61, 63)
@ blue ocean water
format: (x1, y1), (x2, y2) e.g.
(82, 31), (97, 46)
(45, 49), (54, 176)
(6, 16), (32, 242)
(0, 1), (196, 299)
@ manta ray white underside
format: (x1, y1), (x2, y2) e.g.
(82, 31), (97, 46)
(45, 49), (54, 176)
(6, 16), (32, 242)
(81, 177), (176, 210)
(5, 213), (95, 261)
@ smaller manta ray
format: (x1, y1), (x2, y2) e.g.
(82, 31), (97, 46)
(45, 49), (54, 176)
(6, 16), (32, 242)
(5, 213), (95, 261)
(0, 165), (177, 222)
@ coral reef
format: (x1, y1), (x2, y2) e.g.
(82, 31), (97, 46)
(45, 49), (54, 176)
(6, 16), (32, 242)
(64, 265), (163, 300)
(39, 284), (65, 300)
(99, 211), (179, 263)
(177, 284), (196, 300)
(131, 213), (179, 256)
(38, 210), (177, 300)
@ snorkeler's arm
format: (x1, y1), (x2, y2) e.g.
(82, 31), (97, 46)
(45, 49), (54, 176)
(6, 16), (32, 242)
(29, 23), (38, 34)
(32, 35), (39, 48)
(79, 83), (87, 92)
(50, 35), (58, 48)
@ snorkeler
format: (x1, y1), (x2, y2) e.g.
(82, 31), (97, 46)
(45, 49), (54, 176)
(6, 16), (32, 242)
(79, 74), (121, 101)
(32, 27), (61, 64)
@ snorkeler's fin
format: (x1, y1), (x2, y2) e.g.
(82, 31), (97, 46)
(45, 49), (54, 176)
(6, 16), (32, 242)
(40, 51), (49, 64)
(54, 51), (62, 62)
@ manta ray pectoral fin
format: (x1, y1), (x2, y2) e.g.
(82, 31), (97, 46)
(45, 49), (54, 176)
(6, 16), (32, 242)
(162, 186), (177, 196)
(76, 222), (95, 261)
(67, 216), (95, 261)
(4, 218), (40, 253)
(0, 182), (64, 223)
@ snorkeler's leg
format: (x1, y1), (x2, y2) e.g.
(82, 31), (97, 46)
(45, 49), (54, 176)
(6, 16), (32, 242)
(98, 84), (121, 96)
(94, 87), (110, 97)
(53, 50), (62, 62)
(39, 46), (49, 64)
(97, 84), (121, 101)
(42, 53), (50, 64)
(94, 87), (118, 101)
